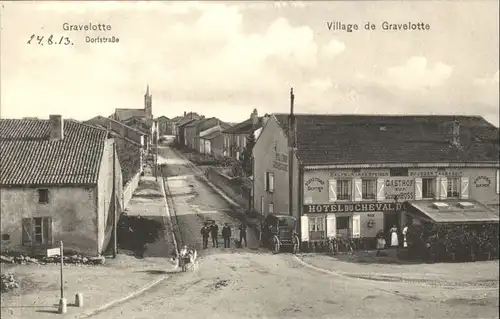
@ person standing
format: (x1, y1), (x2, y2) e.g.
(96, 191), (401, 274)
(390, 225), (399, 249)
(210, 221), (219, 248)
(402, 223), (409, 248)
(200, 223), (210, 249)
(238, 223), (247, 248)
(376, 230), (386, 257)
(222, 223), (232, 248)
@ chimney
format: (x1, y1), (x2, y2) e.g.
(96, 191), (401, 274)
(184, 111), (187, 116)
(49, 115), (64, 141)
(451, 119), (460, 147)
(251, 109), (258, 126)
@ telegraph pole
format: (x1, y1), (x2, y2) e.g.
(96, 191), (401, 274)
(112, 141), (117, 258)
(288, 88), (295, 217)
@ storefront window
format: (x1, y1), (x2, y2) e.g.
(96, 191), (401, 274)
(422, 178), (435, 198)
(362, 179), (376, 199)
(337, 179), (352, 200)
(447, 177), (460, 198)
(309, 217), (325, 240)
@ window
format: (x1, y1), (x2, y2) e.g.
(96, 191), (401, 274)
(362, 179), (376, 200)
(336, 179), (351, 200)
(243, 137), (247, 148)
(266, 172), (275, 193)
(447, 177), (460, 198)
(38, 189), (49, 204)
(497, 170), (499, 194)
(336, 216), (350, 237)
(1, 234), (10, 241)
(22, 217), (52, 246)
(309, 217), (325, 240)
(269, 203), (274, 214)
(422, 178), (435, 198)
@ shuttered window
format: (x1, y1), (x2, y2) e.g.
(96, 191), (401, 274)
(38, 189), (49, 204)
(337, 179), (351, 201)
(265, 172), (275, 193)
(362, 179), (376, 200)
(447, 177), (460, 198)
(269, 203), (274, 214)
(422, 178), (435, 199)
(22, 217), (53, 246)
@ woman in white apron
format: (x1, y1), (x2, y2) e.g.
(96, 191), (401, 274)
(390, 225), (399, 248)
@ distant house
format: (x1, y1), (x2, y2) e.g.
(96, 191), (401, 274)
(168, 116), (182, 136)
(174, 112), (201, 146)
(85, 116), (144, 185)
(123, 116), (158, 148)
(199, 121), (232, 156)
(156, 116), (171, 135)
(223, 109), (267, 160)
(0, 115), (123, 256)
(184, 118), (205, 150)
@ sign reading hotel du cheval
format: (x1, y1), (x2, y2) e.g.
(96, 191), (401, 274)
(304, 202), (404, 214)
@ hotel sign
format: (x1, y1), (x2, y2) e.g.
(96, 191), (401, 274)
(384, 177), (415, 201)
(304, 203), (403, 214)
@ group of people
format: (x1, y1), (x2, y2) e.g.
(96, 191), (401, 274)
(200, 221), (247, 249)
(376, 223), (410, 256)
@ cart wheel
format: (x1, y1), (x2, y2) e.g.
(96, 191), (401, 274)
(271, 235), (280, 254)
(292, 235), (300, 254)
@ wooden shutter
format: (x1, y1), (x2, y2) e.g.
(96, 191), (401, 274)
(264, 172), (268, 191)
(328, 179), (337, 202)
(460, 177), (469, 199)
(353, 179), (362, 202)
(414, 178), (423, 200)
(269, 174), (274, 192)
(22, 218), (33, 246)
(352, 214), (361, 238)
(43, 217), (53, 245)
(433, 177), (440, 200)
(439, 177), (447, 200)
(326, 214), (337, 238)
(376, 179), (385, 201)
(300, 215), (309, 241)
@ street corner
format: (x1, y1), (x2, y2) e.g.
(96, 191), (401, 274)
(293, 251), (500, 288)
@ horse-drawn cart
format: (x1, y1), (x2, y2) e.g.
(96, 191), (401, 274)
(260, 214), (300, 254)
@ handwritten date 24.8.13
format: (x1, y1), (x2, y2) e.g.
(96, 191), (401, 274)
(27, 34), (74, 46)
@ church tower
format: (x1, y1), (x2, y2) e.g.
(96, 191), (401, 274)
(144, 85), (152, 119)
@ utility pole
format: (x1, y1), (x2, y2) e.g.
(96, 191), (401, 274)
(288, 88), (295, 217)
(155, 122), (159, 181)
(112, 141), (117, 258)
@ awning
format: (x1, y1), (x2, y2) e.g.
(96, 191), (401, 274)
(405, 200), (499, 224)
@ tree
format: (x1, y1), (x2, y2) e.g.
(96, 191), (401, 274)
(241, 132), (256, 176)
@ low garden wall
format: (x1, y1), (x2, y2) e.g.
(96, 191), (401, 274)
(122, 170), (141, 209)
(205, 167), (251, 211)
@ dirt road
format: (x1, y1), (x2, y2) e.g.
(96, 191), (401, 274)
(95, 145), (499, 319)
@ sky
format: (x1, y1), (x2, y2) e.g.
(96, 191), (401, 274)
(1, 1), (499, 126)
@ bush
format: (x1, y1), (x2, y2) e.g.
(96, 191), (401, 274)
(1, 273), (20, 292)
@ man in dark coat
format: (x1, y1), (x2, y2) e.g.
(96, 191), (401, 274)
(238, 223), (247, 248)
(210, 221), (219, 248)
(200, 223), (211, 249)
(222, 223), (232, 248)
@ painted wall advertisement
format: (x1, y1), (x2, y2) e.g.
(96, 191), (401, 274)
(384, 177), (415, 201)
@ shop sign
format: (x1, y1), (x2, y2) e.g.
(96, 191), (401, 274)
(329, 170), (389, 178)
(473, 176), (491, 188)
(409, 170), (463, 177)
(384, 177), (415, 201)
(304, 202), (403, 214)
(305, 177), (325, 192)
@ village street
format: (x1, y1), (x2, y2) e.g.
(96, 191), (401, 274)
(95, 145), (499, 319)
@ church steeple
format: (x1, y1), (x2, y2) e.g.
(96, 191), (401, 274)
(144, 85), (152, 119)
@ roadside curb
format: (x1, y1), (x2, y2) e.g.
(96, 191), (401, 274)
(159, 175), (180, 263)
(292, 255), (499, 290)
(72, 274), (168, 319)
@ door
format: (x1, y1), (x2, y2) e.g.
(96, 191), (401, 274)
(383, 212), (400, 243)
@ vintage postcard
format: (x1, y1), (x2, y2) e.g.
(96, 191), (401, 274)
(0, 1), (499, 319)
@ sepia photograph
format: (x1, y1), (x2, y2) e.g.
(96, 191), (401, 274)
(0, 1), (499, 318)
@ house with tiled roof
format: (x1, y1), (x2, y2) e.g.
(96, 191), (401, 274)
(253, 112), (500, 247)
(174, 112), (201, 146)
(222, 109), (268, 160)
(199, 121), (232, 156)
(0, 115), (123, 256)
(155, 116), (172, 135)
(85, 116), (144, 185)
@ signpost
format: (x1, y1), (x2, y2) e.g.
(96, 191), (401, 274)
(47, 241), (66, 314)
